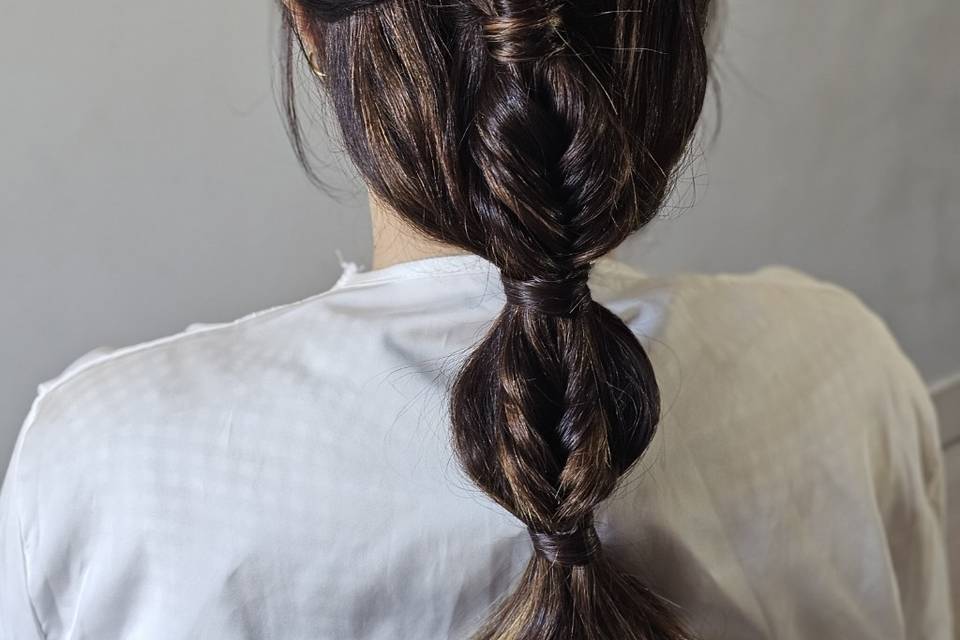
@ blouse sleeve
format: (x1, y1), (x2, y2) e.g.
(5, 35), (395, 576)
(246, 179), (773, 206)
(0, 415), (45, 639)
(0, 348), (121, 640)
(875, 333), (954, 640)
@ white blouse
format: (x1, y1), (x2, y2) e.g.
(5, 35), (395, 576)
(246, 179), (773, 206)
(0, 254), (952, 639)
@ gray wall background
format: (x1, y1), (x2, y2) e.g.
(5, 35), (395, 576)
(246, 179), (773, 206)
(1, 0), (958, 476)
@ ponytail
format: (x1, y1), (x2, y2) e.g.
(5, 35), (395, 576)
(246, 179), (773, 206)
(280, 0), (711, 637)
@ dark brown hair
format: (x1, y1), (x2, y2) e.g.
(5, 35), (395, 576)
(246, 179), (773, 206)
(279, 1), (711, 637)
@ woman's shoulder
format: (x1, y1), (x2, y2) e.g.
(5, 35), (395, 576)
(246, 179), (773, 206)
(9, 287), (353, 486)
(602, 259), (934, 443)
(602, 259), (911, 371)
(676, 263), (920, 382)
(600, 258), (880, 317)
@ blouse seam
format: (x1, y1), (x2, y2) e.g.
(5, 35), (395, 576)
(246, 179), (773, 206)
(331, 266), (496, 289)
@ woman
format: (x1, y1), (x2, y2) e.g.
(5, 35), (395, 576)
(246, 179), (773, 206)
(0, 0), (952, 638)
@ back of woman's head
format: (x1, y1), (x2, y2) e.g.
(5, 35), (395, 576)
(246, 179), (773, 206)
(280, 1), (711, 637)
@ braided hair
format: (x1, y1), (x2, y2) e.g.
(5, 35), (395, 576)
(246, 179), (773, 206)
(280, 0), (711, 637)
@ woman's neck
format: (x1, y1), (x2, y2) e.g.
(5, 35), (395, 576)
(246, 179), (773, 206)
(369, 192), (468, 270)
